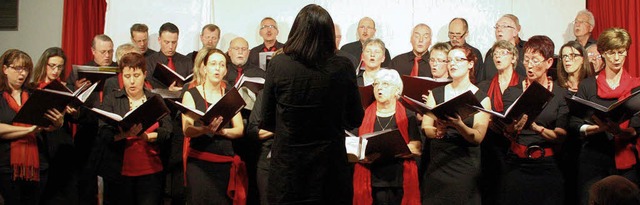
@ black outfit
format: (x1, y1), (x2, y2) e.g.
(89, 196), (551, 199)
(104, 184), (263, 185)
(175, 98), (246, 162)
(558, 88), (582, 205)
(66, 60), (118, 91)
(245, 90), (271, 205)
(248, 41), (284, 68)
(225, 63), (265, 86)
(262, 54), (364, 204)
(96, 89), (172, 205)
(571, 77), (640, 205)
(422, 87), (487, 205)
(341, 41), (392, 67)
(388, 51), (432, 77)
(498, 82), (568, 205)
(480, 39), (527, 82)
(447, 42), (485, 81)
(0, 90), (50, 205)
(475, 76), (523, 205)
(145, 52), (194, 89)
(143, 49), (156, 58)
(580, 38), (597, 49)
(183, 87), (236, 205)
(336, 50), (359, 70)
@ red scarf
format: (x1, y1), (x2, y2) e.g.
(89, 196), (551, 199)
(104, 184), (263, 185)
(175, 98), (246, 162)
(353, 101), (420, 205)
(487, 70), (519, 112)
(596, 70), (640, 169)
(3, 91), (40, 181)
(181, 88), (247, 205)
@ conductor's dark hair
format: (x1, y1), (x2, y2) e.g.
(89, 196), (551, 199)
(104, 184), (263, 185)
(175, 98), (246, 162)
(159, 22), (179, 36)
(283, 4), (336, 68)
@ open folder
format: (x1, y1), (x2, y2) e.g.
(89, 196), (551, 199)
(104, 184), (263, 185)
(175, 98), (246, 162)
(566, 89), (640, 124)
(345, 129), (411, 163)
(400, 90), (481, 121)
(152, 63), (193, 87)
(172, 87), (246, 130)
(13, 82), (98, 127)
(400, 75), (451, 101)
(90, 95), (170, 136)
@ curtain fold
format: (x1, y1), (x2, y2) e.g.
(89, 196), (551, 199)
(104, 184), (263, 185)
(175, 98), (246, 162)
(587, 0), (639, 77)
(62, 0), (107, 80)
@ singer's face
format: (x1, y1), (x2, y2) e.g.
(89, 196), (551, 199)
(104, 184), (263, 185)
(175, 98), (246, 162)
(122, 66), (146, 97)
(204, 53), (227, 84)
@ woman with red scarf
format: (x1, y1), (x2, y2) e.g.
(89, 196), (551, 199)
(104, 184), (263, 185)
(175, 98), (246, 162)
(181, 48), (246, 205)
(0, 49), (65, 205)
(421, 45), (491, 205)
(96, 52), (172, 205)
(352, 69), (421, 205)
(572, 28), (640, 205)
(498, 35), (569, 205)
(475, 40), (523, 205)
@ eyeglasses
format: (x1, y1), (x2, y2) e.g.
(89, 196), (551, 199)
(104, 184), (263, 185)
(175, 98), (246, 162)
(8, 65), (28, 73)
(47, 63), (64, 70)
(562, 53), (583, 61)
(372, 81), (391, 88)
(447, 57), (468, 64)
(587, 53), (602, 61)
(448, 31), (467, 39)
(603, 50), (627, 58)
(523, 58), (543, 67)
(494, 25), (515, 30)
(260, 25), (277, 30)
(573, 20), (590, 25)
(493, 50), (512, 57)
(229, 47), (248, 52)
(429, 58), (448, 65)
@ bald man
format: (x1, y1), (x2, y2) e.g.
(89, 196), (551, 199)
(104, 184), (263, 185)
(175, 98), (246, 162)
(340, 17), (392, 68)
(389, 23), (433, 77)
(227, 37), (264, 84)
(447, 18), (484, 79)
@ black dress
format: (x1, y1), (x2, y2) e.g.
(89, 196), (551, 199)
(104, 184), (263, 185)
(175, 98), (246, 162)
(184, 87), (235, 205)
(498, 82), (569, 205)
(422, 87), (487, 205)
(262, 53), (364, 205)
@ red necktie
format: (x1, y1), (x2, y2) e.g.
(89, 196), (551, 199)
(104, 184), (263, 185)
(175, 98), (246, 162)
(235, 66), (243, 84)
(263, 46), (276, 52)
(410, 56), (421, 76)
(167, 56), (176, 71)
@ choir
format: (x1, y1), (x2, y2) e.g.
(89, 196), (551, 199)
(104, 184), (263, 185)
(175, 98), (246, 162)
(1, 4), (639, 205)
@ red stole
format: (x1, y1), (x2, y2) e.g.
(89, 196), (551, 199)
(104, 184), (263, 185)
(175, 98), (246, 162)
(596, 70), (640, 169)
(121, 122), (163, 176)
(181, 88), (247, 205)
(353, 101), (420, 205)
(2, 91), (40, 181)
(487, 70), (519, 112)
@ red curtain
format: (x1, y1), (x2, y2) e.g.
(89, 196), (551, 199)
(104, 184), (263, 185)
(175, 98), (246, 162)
(587, 0), (639, 77)
(61, 0), (107, 80)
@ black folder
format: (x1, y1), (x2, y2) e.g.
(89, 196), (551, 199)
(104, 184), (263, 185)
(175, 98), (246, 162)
(74, 65), (117, 92)
(172, 87), (246, 130)
(401, 90), (481, 120)
(566, 89), (640, 124)
(233, 74), (265, 94)
(359, 85), (375, 108)
(153, 63), (193, 87)
(401, 75), (451, 101)
(90, 95), (170, 135)
(345, 129), (411, 163)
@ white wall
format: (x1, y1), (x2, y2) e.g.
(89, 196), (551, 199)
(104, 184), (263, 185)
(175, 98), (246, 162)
(0, 0), (64, 61)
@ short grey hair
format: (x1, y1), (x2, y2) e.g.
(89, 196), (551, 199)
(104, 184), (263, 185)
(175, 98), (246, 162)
(577, 10), (596, 27)
(115, 43), (139, 62)
(374, 68), (403, 99)
(362, 38), (386, 53)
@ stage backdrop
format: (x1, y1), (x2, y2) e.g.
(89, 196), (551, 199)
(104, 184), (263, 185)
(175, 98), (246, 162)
(104, 0), (584, 61)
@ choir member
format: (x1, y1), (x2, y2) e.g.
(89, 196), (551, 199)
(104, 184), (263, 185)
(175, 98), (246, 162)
(186, 24), (221, 62)
(389, 23), (432, 77)
(428, 42), (452, 80)
(573, 10), (597, 48)
(358, 38), (387, 86)
(447, 18), (484, 77)
(130, 23), (156, 57)
(586, 44), (604, 73)
(480, 14), (527, 82)
(341, 17), (392, 68)
(146, 22), (193, 91)
(248, 17), (284, 67)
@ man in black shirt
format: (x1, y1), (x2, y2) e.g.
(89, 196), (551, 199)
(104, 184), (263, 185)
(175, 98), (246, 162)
(389, 23), (432, 77)
(67, 34), (117, 90)
(227, 37), (264, 84)
(130, 23), (156, 57)
(573, 10), (597, 48)
(335, 24), (358, 69)
(145, 22), (193, 91)
(186, 24), (221, 62)
(340, 17), (391, 67)
(480, 14), (527, 82)
(248, 17), (284, 68)
(447, 18), (484, 80)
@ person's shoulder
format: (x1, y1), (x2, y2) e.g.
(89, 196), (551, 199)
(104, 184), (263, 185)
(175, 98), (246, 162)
(172, 52), (189, 61)
(250, 44), (264, 53)
(391, 51), (412, 61)
(341, 41), (360, 50)
(475, 80), (491, 92)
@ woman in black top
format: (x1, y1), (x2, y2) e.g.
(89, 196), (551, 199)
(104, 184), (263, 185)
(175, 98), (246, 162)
(0, 49), (65, 205)
(261, 4), (364, 205)
(499, 35), (569, 205)
(572, 28), (640, 205)
(181, 48), (245, 205)
(421, 45), (491, 205)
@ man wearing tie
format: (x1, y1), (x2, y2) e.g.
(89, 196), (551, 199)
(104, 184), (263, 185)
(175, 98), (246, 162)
(227, 37), (264, 85)
(145, 22), (193, 91)
(130, 23), (156, 57)
(389, 23), (432, 77)
(248, 17), (284, 68)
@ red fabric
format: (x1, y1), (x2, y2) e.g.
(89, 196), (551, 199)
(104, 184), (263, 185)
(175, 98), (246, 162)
(167, 57), (176, 71)
(410, 56), (421, 77)
(235, 67), (243, 84)
(587, 0), (639, 77)
(117, 73), (153, 90)
(487, 70), (519, 112)
(3, 91), (40, 181)
(121, 122), (163, 176)
(262, 46), (276, 52)
(596, 70), (640, 169)
(353, 101), (420, 205)
(509, 142), (554, 159)
(62, 0), (107, 81)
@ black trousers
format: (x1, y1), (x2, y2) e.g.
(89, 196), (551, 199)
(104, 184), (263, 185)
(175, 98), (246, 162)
(0, 171), (48, 205)
(103, 172), (163, 205)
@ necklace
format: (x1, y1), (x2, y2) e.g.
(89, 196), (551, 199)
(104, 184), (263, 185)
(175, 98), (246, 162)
(525, 76), (553, 91)
(128, 95), (147, 111)
(376, 115), (394, 130)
